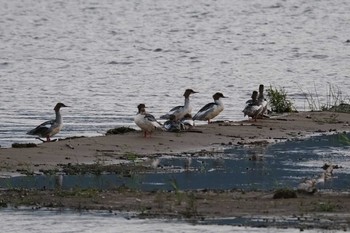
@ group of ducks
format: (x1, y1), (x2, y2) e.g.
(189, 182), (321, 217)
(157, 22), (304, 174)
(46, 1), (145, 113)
(26, 84), (269, 141)
(134, 89), (227, 137)
(243, 84), (269, 120)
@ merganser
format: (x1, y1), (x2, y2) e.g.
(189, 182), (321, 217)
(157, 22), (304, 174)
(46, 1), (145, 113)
(134, 104), (162, 137)
(257, 84), (268, 117)
(193, 92), (227, 123)
(243, 91), (263, 121)
(180, 113), (194, 130)
(164, 113), (194, 132)
(163, 114), (181, 132)
(27, 102), (69, 142)
(160, 89), (198, 121)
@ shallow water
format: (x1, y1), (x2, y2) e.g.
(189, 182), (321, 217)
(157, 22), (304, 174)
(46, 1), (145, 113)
(0, 208), (338, 233)
(1, 0), (350, 147)
(1, 133), (349, 191)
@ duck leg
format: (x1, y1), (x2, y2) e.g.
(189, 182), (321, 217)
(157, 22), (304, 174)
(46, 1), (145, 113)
(36, 137), (46, 142)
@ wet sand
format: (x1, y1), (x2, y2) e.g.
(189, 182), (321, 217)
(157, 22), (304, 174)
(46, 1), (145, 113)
(1, 111), (350, 230)
(0, 111), (349, 173)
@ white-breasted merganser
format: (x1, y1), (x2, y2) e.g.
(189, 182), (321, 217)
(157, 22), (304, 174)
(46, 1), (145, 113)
(27, 102), (69, 142)
(257, 84), (268, 117)
(160, 89), (198, 121)
(193, 92), (227, 123)
(243, 91), (263, 121)
(134, 104), (162, 137)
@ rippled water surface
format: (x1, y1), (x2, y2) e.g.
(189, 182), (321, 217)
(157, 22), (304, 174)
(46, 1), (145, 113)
(1, 0), (350, 147)
(0, 208), (336, 233)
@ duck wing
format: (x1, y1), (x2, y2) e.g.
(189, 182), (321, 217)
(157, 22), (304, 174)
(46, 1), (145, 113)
(27, 119), (55, 136)
(160, 105), (183, 119)
(145, 113), (162, 128)
(243, 103), (263, 117)
(193, 102), (216, 120)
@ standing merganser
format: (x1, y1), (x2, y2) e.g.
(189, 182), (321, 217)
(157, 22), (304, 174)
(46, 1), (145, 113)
(134, 104), (163, 137)
(243, 91), (263, 121)
(193, 92), (227, 123)
(27, 102), (69, 142)
(160, 89), (198, 121)
(257, 84), (268, 118)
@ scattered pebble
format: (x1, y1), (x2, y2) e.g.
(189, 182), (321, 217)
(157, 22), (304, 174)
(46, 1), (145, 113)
(65, 144), (74, 149)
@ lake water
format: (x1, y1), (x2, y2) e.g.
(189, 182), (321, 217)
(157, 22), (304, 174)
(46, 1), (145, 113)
(1, 0), (350, 147)
(1, 0), (350, 231)
(0, 208), (339, 233)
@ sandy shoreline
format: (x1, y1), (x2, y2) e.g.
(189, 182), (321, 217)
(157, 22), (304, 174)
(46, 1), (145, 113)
(1, 111), (350, 230)
(0, 111), (349, 173)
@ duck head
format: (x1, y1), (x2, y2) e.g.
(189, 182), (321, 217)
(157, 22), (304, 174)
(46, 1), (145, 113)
(212, 92), (227, 100)
(183, 89), (198, 98)
(54, 103), (69, 111)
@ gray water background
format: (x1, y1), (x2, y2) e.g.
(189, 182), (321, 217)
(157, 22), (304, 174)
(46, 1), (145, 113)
(1, 0), (350, 147)
(1, 1), (350, 230)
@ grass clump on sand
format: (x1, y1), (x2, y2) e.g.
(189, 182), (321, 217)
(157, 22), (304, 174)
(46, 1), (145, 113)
(316, 201), (338, 212)
(300, 83), (350, 112)
(267, 86), (295, 113)
(106, 126), (136, 135)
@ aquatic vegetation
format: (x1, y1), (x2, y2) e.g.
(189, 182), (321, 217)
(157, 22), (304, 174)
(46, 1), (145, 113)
(337, 133), (350, 145)
(169, 177), (180, 193)
(311, 113), (340, 124)
(169, 177), (183, 205)
(16, 162), (35, 176)
(123, 151), (139, 162)
(316, 201), (337, 212)
(266, 86), (294, 113)
(39, 168), (60, 176)
(56, 188), (100, 198)
(58, 162), (151, 176)
(182, 192), (198, 218)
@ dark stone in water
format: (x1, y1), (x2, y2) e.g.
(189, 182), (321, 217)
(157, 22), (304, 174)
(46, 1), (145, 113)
(273, 188), (297, 199)
(12, 143), (37, 148)
(106, 127), (136, 135)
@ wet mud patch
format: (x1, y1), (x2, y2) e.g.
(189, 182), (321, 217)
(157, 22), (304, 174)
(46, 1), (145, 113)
(1, 133), (349, 192)
(0, 133), (350, 230)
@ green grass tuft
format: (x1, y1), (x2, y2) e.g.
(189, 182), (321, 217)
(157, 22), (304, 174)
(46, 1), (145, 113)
(267, 86), (294, 113)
